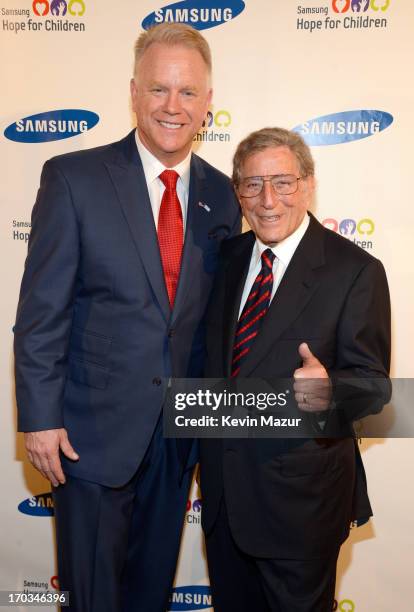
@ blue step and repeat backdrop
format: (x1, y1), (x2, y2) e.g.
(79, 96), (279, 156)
(1, 1), (413, 611)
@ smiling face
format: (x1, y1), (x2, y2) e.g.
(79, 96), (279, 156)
(130, 42), (212, 167)
(237, 146), (315, 246)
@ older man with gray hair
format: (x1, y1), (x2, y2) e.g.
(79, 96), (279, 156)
(200, 127), (390, 611)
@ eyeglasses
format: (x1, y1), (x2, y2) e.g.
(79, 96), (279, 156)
(238, 175), (304, 198)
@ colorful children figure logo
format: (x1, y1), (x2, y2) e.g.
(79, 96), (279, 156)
(68, 0), (86, 15)
(202, 109), (232, 129)
(51, 0), (67, 16)
(339, 219), (357, 237)
(32, 0), (49, 15)
(332, 0), (390, 11)
(332, 0), (351, 12)
(322, 218), (375, 236)
(351, 0), (369, 11)
(32, 0), (86, 16)
(371, 0), (390, 10)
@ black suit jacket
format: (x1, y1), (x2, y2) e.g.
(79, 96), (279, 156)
(200, 213), (391, 559)
(14, 130), (241, 487)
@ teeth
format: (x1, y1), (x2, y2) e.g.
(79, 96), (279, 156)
(261, 216), (280, 221)
(159, 121), (181, 129)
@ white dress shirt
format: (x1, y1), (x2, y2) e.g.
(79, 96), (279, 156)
(135, 130), (191, 231)
(238, 213), (310, 318)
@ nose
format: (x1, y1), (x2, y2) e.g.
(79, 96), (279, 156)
(164, 91), (181, 115)
(261, 180), (280, 209)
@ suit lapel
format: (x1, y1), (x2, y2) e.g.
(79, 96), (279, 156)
(236, 215), (326, 377)
(223, 232), (256, 376)
(105, 132), (171, 322)
(171, 154), (207, 322)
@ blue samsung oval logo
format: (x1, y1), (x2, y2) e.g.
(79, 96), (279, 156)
(18, 493), (54, 517)
(4, 109), (100, 143)
(142, 1), (245, 31)
(168, 586), (212, 611)
(293, 110), (393, 146)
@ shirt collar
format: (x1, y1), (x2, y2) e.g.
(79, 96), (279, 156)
(254, 212), (310, 267)
(135, 130), (191, 193)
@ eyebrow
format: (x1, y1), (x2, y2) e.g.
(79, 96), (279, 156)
(146, 81), (199, 92)
(147, 81), (165, 88)
(242, 174), (295, 179)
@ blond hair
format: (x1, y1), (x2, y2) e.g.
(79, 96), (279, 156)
(134, 23), (212, 75)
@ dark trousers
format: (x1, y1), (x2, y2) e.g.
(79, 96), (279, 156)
(53, 420), (193, 612)
(206, 500), (339, 612)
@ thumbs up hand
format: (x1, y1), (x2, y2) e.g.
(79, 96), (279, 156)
(293, 343), (332, 411)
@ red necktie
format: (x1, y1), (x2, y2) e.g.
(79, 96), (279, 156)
(157, 170), (184, 307)
(232, 249), (276, 377)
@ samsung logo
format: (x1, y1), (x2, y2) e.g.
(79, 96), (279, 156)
(4, 109), (99, 143)
(142, 1), (245, 31)
(293, 110), (393, 145)
(168, 586), (212, 611)
(18, 493), (54, 517)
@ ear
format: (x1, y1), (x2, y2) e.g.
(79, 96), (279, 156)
(130, 78), (137, 106)
(205, 88), (213, 113)
(305, 174), (315, 194)
(236, 190), (246, 215)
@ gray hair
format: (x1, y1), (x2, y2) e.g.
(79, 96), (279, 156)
(233, 127), (315, 185)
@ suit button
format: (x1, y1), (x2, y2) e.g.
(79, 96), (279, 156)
(152, 377), (162, 386)
(168, 329), (174, 338)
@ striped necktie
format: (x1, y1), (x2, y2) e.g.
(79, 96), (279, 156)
(231, 248), (276, 378)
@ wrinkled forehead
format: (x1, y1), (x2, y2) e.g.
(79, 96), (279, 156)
(241, 146), (301, 177)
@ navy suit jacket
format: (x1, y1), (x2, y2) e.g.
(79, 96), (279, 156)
(14, 130), (240, 487)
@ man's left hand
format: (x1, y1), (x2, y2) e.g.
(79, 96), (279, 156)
(293, 343), (332, 411)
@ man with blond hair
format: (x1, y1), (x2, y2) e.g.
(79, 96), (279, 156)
(14, 23), (240, 612)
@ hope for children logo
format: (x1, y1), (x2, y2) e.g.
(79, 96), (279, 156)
(194, 107), (232, 144)
(2, 1), (86, 33)
(322, 217), (375, 251)
(296, 0), (391, 32)
(186, 497), (202, 525)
